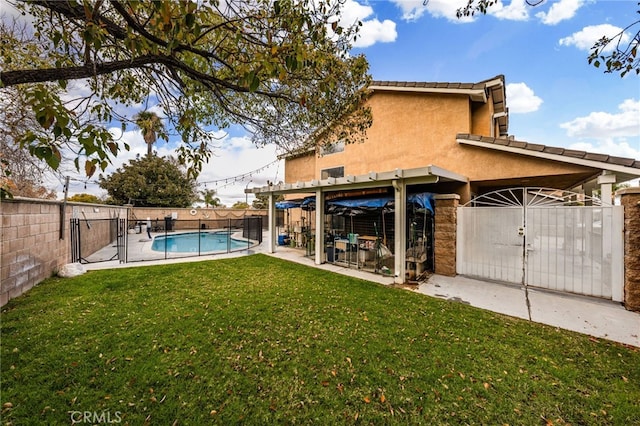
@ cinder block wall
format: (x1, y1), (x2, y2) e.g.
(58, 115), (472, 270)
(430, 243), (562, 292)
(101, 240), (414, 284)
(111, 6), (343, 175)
(130, 207), (267, 224)
(1, 199), (125, 307)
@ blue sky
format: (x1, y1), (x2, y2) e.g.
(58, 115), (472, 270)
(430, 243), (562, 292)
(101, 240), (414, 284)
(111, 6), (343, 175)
(9, 0), (637, 205)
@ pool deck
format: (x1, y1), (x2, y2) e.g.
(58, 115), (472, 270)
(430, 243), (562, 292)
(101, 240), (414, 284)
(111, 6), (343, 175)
(84, 240), (640, 348)
(84, 229), (256, 264)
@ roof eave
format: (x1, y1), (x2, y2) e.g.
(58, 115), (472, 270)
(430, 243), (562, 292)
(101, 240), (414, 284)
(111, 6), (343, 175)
(457, 134), (640, 180)
(369, 85), (488, 103)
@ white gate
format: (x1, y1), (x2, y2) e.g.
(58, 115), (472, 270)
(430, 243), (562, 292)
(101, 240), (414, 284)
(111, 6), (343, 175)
(456, 188), (624, 301)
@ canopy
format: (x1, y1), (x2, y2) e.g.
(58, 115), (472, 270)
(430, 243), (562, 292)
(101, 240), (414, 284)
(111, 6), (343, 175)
(326, 192), (434, 216)
(275, 200), (301, 209)
(407, 192), (434, 213)
(276, 193), (434, 215)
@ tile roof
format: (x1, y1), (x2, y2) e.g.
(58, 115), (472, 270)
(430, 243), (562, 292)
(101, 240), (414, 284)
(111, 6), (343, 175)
(457, 134), (640, 169)
(371, 80), (488, 90)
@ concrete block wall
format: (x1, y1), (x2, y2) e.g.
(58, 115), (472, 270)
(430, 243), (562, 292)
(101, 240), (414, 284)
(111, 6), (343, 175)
(1, 199), (68, 306)
(1, 199), (125, 307)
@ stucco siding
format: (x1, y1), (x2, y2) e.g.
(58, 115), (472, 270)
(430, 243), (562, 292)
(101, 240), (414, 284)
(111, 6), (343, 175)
(315, 92), (472, 177)
(303, 90), (591, 184)
(285, 154), (316, 183)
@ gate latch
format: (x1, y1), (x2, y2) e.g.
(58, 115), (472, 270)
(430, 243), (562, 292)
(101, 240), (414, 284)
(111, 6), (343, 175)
(517, 226), (525, 236)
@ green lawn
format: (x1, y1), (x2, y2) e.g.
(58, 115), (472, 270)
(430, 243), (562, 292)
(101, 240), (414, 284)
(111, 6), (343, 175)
(1, 255), (638, 425)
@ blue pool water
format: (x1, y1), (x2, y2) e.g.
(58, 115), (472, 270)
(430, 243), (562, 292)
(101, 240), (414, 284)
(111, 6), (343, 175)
(151, 231), (247, 253)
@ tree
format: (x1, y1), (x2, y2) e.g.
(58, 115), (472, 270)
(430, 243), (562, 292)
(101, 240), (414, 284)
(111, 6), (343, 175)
(199, 188), (221, 208)
(252, 192), (284, 210)
(134, 111), (167, 157)
(99, 155), (196, 207)
(0, 73), (58, 199)
(457, 1), (640, 77)
(68, 193), (102, 203)
(232, 201), (250, 210)
(1, 1), (372, 183)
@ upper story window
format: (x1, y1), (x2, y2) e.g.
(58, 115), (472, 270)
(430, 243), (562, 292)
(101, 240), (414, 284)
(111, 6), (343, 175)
(321, 166), (344, 180)
(319, 140), (345, 156)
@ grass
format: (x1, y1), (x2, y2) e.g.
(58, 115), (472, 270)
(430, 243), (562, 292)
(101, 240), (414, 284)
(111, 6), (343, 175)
(1, 254), (639, 425)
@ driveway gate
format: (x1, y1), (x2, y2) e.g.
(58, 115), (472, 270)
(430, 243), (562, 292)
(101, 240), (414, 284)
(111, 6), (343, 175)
(456, 188), (624, 301)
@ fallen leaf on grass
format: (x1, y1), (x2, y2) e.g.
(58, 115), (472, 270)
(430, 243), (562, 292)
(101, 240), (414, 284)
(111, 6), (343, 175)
(363, 396), (371, 403)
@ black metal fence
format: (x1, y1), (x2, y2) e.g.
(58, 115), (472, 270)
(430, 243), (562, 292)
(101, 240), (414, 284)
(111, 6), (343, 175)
(126, 216), (263, 262)
(71, 215), (263, 264)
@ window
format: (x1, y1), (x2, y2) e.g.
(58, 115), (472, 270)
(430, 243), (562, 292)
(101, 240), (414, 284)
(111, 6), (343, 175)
(319, 140), (345, 156)
(321, 166), (344, 180)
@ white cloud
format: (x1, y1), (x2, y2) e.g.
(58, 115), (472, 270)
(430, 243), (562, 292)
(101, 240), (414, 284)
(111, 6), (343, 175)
(506, 82), (543, 113)
(352, 19), (397, 48)
(560, 98), (640, 139)
(490, 0), (530, 21)
(390, 0), (530, 23)
(196, 136), (283, 206)
(390, 0), (431, 22)
(536, 0), (584, 25)
(337, 0), (397, 48)
(568, 139), (640, 161)
(559, 24), (629, 52)
(51, 125), (283, 206)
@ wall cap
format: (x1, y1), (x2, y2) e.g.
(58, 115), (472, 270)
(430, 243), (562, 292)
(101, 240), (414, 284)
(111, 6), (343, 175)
(434, 194), (461, 200)
(617, 187), (640, 196)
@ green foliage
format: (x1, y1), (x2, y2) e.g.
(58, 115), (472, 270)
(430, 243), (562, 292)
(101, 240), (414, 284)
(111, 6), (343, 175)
(232, 201), (250, 209)
(134, 111), (168, 157)
(1, 0), (372, 182)
(252, 192), (284, 209)
(199, 188), (221, 208)
(99, 155), (196, 207)
(458, 0), (640, 77)
(1, 256), (639, 424)
(67, 193), (103, 204)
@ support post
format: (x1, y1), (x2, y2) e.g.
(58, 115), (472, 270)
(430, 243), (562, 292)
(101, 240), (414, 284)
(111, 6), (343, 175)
(393, 179), (406, 284)
(315, 190), (325, 265)
(597, 171), (616, 205)
(268, 193), (276, 253)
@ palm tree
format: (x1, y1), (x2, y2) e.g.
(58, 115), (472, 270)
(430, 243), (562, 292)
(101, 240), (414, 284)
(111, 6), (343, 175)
(200, 189), (221, 208)
(133, 111), (167, 157)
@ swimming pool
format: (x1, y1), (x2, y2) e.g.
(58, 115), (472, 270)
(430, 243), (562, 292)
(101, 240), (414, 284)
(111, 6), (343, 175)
(151, 231), (248, 253)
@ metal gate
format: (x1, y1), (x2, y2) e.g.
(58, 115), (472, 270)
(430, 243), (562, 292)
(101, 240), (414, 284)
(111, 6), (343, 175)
(456, 188), (624, 301)
(70, 217), (127, 264)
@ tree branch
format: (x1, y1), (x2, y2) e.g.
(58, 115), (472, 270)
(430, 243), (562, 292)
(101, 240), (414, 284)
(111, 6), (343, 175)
(1, 55), (158, 86)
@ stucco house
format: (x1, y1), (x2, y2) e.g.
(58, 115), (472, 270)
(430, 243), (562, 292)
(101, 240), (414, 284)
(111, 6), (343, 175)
(248, 75), (640, 309)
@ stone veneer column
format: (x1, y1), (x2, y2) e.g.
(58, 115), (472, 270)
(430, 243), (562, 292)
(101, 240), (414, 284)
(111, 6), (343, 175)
(434, 194), (459, 277)
(619, 188), (640, 312)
